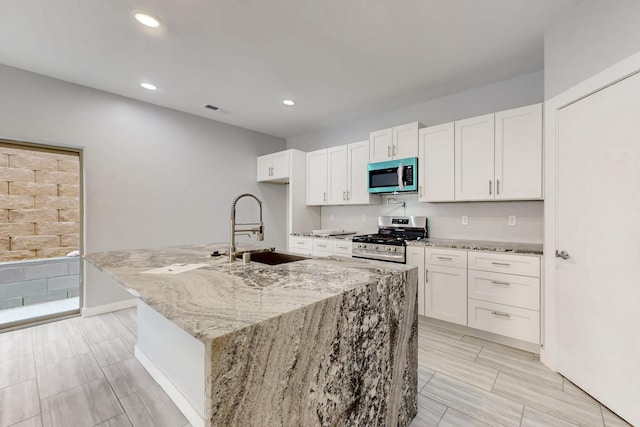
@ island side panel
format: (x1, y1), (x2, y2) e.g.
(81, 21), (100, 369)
(204, 268), (418, 427)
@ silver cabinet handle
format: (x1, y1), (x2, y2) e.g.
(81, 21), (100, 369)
(556, 250), (570, 260)
(491, 311), (511, 318)
(419, 185), (423, 197)
(491, 262), (510, 266)
(296, 241), (305, 245)
(425, 268), (428, 283)
(491, 280), (510, 286)
(316, 244), (328, 248)
(497, 179), (500, 195)
(387, 145), (391, 157)
(392, 145), (396, 156)
(323, 192), (326, 202)
(436, 256), (453, 260)
(343, 190), (346, 201)
(346, 190), (350, 200)
(489, 180), (492, 195)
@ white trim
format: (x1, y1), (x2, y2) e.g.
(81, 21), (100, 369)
(542, 49), (640, 371)
(135, 346), (205, 427)
(81, 298), (137, 317)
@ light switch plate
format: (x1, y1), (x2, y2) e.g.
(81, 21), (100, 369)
(462, 216), (469, 226)
(508, 215), (517, 226)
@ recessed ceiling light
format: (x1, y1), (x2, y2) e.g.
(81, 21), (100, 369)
(283, 99), (295, 106)
(133, 11), (161, 28)
(140, 83), (157, 91)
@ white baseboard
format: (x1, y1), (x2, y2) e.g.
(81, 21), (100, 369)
(81, 298), (137, 317)
(135, 346), (205, 427)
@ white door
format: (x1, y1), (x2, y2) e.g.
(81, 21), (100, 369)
(556, 71), (640, 426)
(495, 104), (543, 200)
(306, 149), (328, 205)
(419, 122), (455, 202)
(256, 154), (271, 182)
(369, 128), (393, 162)
(455, 113), (495, 201)
(347, 140), (370, 204)
(327, 145), (347, 205)
(393, 122), (419, 159)
(425, 264), (467, 326)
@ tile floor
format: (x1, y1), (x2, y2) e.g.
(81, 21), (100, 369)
(0, 310), (632, 427)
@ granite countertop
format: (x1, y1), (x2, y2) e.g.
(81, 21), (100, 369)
(289, 232), (356, 240)
(85, 243), (413, 343)
(406, 238), (543, 255)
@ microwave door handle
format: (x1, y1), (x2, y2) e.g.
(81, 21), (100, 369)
(397, 164), (405, 190)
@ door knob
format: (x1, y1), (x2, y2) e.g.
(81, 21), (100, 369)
(556, 250), (570, 260)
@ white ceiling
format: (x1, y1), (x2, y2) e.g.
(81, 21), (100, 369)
(0, 0), (577, 139)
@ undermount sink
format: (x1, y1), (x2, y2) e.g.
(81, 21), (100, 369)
(238, 251), (309, 265)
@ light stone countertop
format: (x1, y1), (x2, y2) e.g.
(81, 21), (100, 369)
(406, 238), (543, 255)
(289, 232), (356, 240)
(85, 242), (414, 344)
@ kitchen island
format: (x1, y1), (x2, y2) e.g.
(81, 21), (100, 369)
(85, 243), (417, 427)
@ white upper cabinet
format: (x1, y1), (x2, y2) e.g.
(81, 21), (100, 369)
(327, 145), (348, 204)
(494, 104), (543, 200)
(346, 140), (374, 204)
(306, 149), (328, 205)
(257, 150), (291, 183)
(455, 113), (496, 201)
(419, 122), (455, 202)
(370, 122), (422, 162)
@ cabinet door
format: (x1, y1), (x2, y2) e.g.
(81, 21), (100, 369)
(393, 122), (420, 159)
(495, 104), (543, 200)
(270, 150), (290, 181)
(455, 114), (495, 201)
(425, 265), (467, 325)
(347, 140), (370, 204)
(369, 128), (393, 162)
(327, 145), (348, 205)
(306, 149), (328, 205)
(256, 154), (272, 182)
(406, 246), (425, 316)
(419, 123), (455, 202)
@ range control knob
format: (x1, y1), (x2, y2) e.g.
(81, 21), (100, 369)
(387, 246), (393, 252)
(372, 245), (379, 250)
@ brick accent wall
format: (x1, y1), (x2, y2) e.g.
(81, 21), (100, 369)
(0, 146), (80, 262)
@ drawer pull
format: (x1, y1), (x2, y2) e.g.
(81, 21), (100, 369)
(436, 256), (453, 261)
(491, 262), (511, 266)
(316, 244), (328, 248)
(491, 280), (511, 286)
(491, 311), (511, 318)
(296, 241), (305, 245)
(336, 245), (348, 250)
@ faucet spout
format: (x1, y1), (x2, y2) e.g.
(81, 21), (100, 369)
(229, 193), (264, 262)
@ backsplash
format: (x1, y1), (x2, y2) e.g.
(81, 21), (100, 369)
(321, 195), (543, 243)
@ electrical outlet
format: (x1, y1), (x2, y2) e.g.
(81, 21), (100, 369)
(462, 216), (469, 226)
(508, 215), (517, 226)
(330, 214), (334, 222)
(361, 214), (366, 222)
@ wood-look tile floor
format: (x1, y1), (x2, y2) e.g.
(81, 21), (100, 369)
(0, 310), (632, 427)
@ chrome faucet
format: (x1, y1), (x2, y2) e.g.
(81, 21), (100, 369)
(229, 193), (264, 262)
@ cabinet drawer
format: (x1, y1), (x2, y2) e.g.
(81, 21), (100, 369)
(289, 237), (313, 253)
(468, 299), (540, 344)
(424, 247), (467, 268)
(468, 252), (540, 277)
(332, 241), (352, 257)
(468, 270), (539, 310)
(312, 239), (333, 256)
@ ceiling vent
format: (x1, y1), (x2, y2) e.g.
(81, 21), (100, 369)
(204, 104), (219, 111)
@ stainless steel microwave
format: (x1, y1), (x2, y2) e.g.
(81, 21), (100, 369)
(367, 157), (418, 193)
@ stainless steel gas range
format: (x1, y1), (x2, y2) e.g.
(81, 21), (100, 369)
(352, 216), (428, 263)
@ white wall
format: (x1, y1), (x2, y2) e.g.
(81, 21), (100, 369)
(288, 72), (544, 243)
(544, 0), (640, 99)
(0, 64), (287, 308)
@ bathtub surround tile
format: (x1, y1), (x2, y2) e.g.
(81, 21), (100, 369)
(40, 378), (123, 427)
(0, 379), (40, 426)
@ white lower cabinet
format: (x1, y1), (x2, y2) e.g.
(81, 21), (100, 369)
(467, 299), (540, 344)
(425, 264), (467, 326)
(312, 239), (333, 257)
(289, 237), (313, 255)
(288, 237), (352, 258)
(407, 245), (542, 345)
